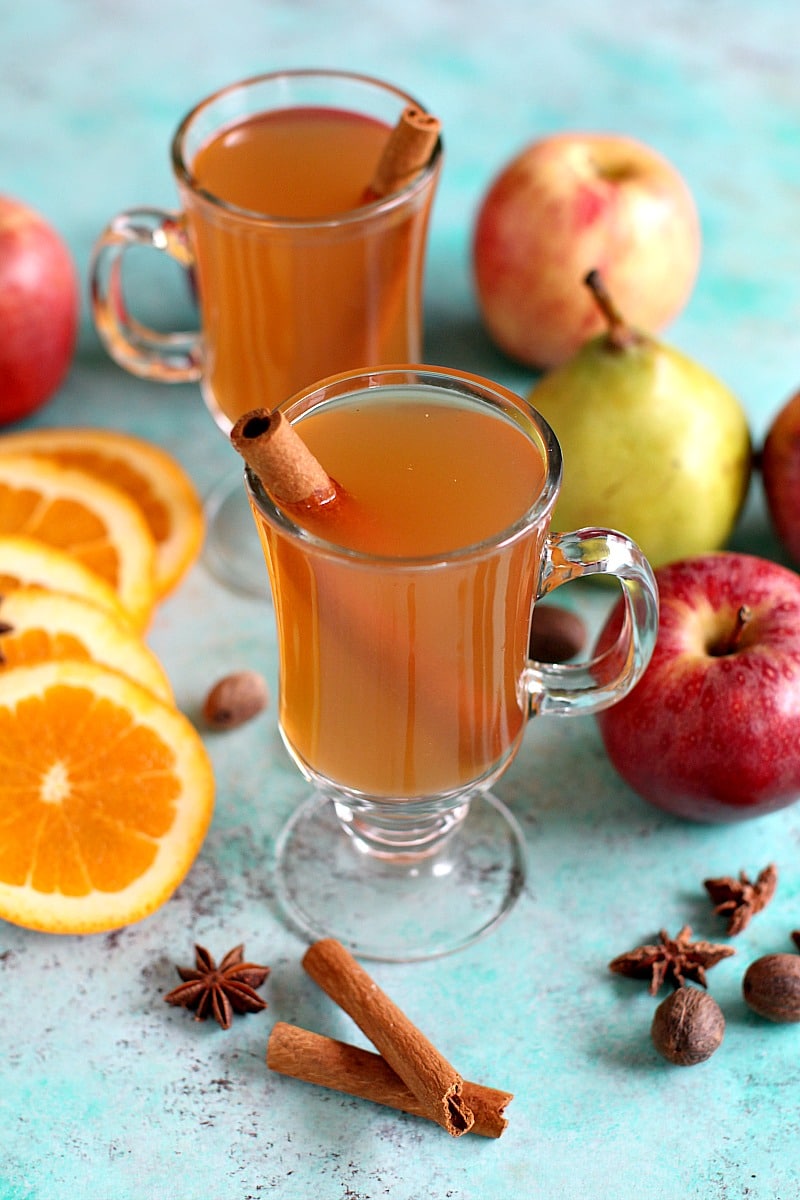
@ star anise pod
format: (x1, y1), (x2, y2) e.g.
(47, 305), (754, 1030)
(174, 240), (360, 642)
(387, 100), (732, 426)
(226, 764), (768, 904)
(164, 944), (270, 1030)
(609, 926), (735, 995)
(704, 863), (778, 936)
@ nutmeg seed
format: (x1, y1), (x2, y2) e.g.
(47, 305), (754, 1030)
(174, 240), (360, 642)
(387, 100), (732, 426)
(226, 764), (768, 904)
(202, 670), (269, 730)
(529, 604), (587, 663)
(650, 987), (725, 1066)
(743, 953), (800, 1022)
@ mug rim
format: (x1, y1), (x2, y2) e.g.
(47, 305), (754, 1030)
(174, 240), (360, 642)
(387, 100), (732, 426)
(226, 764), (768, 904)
(170, 68), (443, 228)
(244, 364), (563, 569)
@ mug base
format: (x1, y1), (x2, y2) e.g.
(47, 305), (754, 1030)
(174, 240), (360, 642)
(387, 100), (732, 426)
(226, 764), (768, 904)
(273, 789), (527, 962)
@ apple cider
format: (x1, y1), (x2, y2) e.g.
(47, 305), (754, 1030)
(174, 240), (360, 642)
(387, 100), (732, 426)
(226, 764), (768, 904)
(183, 106), (436, 423)
(251, 388), (548, 799)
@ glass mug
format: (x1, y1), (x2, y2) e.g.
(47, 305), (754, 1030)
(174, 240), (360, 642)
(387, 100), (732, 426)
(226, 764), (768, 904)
(89, 69), (443, 592)
(242, 365), (659, 961)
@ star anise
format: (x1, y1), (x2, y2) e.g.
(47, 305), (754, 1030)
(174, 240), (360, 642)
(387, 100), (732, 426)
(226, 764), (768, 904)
(609, 926), (735, 995)
(164, 944), (270, 1029)
(704, 864), (778, 936)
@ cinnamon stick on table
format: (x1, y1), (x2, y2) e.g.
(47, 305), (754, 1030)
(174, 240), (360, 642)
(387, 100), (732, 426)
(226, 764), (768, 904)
(364, 104), (441, 201)
(267, 1022), (512, 1138)
(302, 938), (474, 1137)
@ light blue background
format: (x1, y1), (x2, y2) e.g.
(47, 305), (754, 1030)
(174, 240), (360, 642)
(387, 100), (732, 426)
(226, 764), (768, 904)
(2, 3), (800, 1198)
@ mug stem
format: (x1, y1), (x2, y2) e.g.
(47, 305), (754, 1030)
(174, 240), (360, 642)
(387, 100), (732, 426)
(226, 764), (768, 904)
(273, 790), (527, 961)
(332, 796), (471, 860)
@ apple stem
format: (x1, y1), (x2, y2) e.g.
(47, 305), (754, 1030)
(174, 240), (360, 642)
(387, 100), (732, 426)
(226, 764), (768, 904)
(710, 605), (752, 657)
(584, 269), (640, 351)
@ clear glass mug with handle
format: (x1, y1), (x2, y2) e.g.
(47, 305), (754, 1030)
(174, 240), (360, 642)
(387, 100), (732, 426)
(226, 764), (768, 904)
(237, 364), (660, 962)
(89, 69), (443, 594)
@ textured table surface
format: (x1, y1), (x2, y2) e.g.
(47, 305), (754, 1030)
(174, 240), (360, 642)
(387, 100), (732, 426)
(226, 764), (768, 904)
(3, 2), (800, 1197)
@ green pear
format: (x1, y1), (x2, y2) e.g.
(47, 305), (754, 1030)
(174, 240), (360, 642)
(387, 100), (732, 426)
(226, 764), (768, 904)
(529, 271), (752, 568)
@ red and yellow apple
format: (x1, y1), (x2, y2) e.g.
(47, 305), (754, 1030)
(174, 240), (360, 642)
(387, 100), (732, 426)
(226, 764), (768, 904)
(761, 390), (800, 564)
(596, 552), (800, 823)
(0, 195), (79, 425)
(472, 132), (701, 369)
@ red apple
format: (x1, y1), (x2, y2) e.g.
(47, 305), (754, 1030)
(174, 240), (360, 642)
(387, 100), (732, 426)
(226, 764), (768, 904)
(0, 195), (80, 425)
(762, 390), (800, 564)
(595, 552), (800, 823)
(472, 132), (701, 369)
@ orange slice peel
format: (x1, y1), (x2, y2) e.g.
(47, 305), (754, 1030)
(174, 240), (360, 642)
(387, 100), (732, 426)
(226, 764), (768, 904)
(0, 586), (174, 703)
(0, 454), (156, 629)
(0, 535), (133, 628)
(0, 428), (204, 598)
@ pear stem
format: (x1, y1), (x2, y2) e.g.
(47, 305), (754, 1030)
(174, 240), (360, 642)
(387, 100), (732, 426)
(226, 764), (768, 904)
(584, 269), (640, 351)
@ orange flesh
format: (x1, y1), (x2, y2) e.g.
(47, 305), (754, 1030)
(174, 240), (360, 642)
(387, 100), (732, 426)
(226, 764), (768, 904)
(0, 685), (179, 895)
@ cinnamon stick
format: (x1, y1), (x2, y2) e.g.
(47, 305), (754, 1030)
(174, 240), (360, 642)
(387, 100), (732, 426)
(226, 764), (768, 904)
(364, 105), (441, 201)
(267, 1022), (512, 1138)
(302, 938), (474, 1136)
(230, 408), (337, 508)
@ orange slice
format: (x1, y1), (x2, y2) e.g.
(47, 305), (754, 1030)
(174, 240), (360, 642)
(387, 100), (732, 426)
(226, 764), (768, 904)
(0, 587), (173, 704)
(0, 535), (132, 628)
(0, 428), (204, 598)
(0, 455), (156, 629)
(0, 659), (214, 933)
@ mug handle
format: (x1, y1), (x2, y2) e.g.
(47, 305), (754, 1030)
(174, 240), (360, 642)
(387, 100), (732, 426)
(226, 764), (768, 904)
(523, 528), (659, 717)
(89, 208), (203, 382)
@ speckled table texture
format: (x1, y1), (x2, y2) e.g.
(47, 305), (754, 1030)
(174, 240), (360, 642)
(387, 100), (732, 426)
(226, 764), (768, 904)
(2, 2), (800, 1198)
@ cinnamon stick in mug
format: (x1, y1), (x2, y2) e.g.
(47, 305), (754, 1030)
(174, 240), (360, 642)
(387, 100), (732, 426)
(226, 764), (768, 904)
(267, 1022), (512, 1138)
(302, 939), (474, 1136)
(364, 105), (441, 201)
(230, 408), (337, 508)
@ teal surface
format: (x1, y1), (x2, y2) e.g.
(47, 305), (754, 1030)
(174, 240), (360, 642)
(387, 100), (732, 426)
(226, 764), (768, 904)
(2, 2), (800, 1197)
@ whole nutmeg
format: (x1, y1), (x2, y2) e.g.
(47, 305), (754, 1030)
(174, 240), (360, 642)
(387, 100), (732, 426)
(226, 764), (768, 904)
(742, 953), (800, 1022)
(529, 604), (587, 663)
(202, 670), (269, 730)
(650, 987), (725, 1065)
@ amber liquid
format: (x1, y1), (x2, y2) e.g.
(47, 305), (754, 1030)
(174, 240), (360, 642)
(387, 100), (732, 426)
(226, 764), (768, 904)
(185, 107), (437, 423)
(254, 391), (547, 799)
